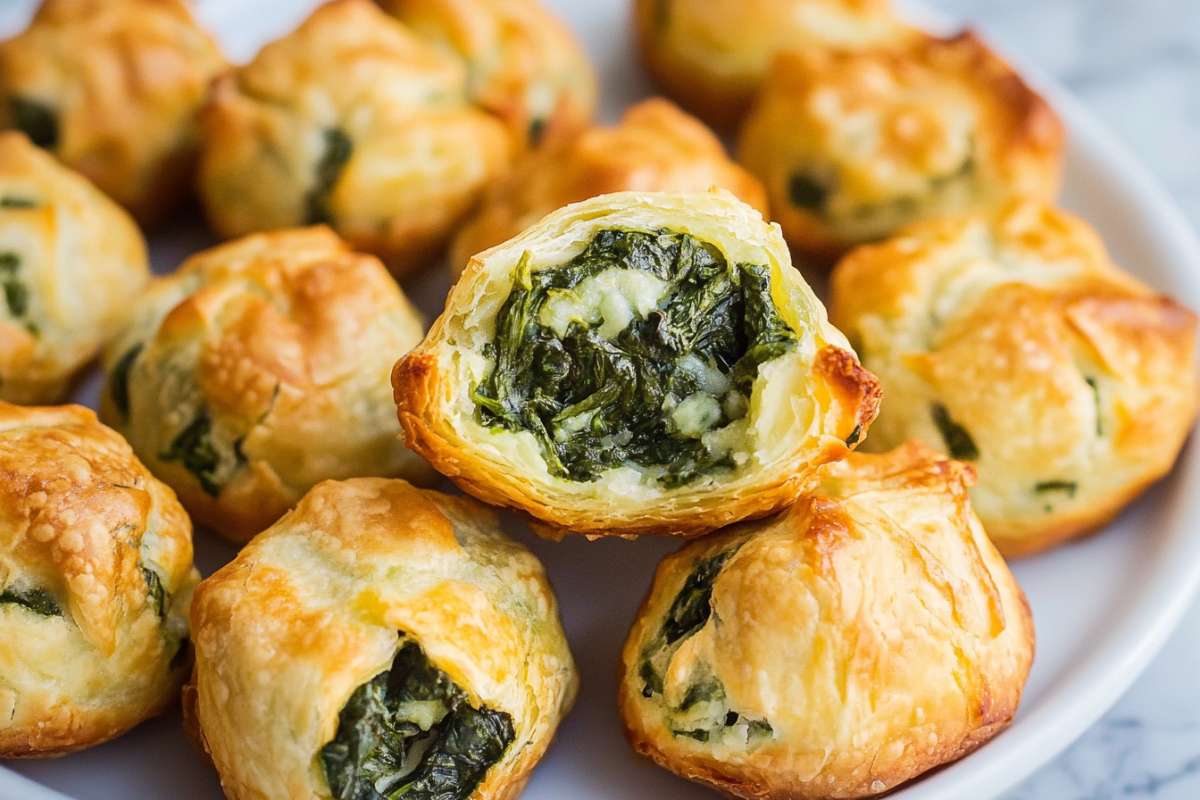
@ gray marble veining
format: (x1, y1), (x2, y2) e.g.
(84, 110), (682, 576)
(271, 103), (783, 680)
(929, 2), (1200, 797)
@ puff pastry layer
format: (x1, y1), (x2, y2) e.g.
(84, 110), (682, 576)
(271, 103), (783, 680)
(831, 201), (1199, 556)
(100, 227), (435, 545)
(619, 442), (1034, 799)
(198, 0), (511, 276)
(739, 31), (1063, 260)
(451, 98), (767, 273)
(189, 477), (577, 800)
(394, 190), (880, 539)
(0, 131), (148, 404)
(0, 0), (224, 224)
(0, 403), (197, 757)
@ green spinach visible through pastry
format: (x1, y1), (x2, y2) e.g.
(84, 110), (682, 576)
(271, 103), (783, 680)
(8, 96), (58, 149)
(0, 585), (61, 617)
(305, 127), (352, 225)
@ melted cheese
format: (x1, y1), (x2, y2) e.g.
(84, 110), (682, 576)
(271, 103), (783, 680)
(539, 267), (670, 338)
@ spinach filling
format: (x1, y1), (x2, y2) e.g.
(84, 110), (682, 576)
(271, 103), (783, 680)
(931, 403), (978, 461)
(110, 344), (143, 419)
(305, 127), (352, 225)
(0, 196), (36, 209)
(473, 228), (798, 486)
(788, 172), (830, 212)
(321, 637), (515, 800)
(8, 96), (58, 149)
(1086, 376), (1104, 437)
(0, 585), (60, 617)
(160, 409), (245, 497)
(141, 566), (167, 618)
(0, 251), (36, 335)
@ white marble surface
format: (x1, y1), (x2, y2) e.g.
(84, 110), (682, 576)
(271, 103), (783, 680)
(928, 2), (1200, 797)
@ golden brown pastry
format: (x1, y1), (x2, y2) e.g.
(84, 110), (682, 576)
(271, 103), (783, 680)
(380, 0), (596, 151)
(198, 0), (511, 276)
(450, 98), (769, 273)
(0, 0), (225, 225)
(738, 31), (1064, 260)
(394, 190), (881, 539)
(619, 442), (1034, 799)
(830, 201), (1199, 556)
(633, 0), (915, 129)
(0, 402), (198, 757)
(189, 477), (577, 800)
(100, 227), (436, 545)
(0, 131), (148, 404)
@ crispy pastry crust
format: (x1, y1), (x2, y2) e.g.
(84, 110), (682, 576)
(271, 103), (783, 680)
(0, 132), (148, 404)
(394, 190), (881, 539)
(197, 0), (511, 276)
(451, 98), (768, 273)
(380, 0), (596, 151)
(0, 403), (197, 757)
(619, 442), (1034, 799)
(633, 0), (914, 129)
(830, 201), (1199, 556)
(0, 0), (224, 224)
(99, 227), (436, 545)
(738, 31), (1064, 261)
(189, 478), (578, 800)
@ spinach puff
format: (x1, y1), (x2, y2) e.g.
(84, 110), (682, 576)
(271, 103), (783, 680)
(0, 131), (148, 404)
(188, 477), (578, 800)
(738, 32), (1063, 260)
(830, 201), (1199, 556)
(451, 98), (768, 274)
(380, 0), (596, 151)
(198, 0), (511, 276)
(633, 0), (915, 129)
(0, 0), (224, 225)
(100, 227), (435, 545)
(0, 403), (198, 757)
(394, 190), (881, 539)
(619, 442), (1034, 799)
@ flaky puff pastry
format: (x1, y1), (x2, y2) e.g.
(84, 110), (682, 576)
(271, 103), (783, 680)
(0, 403), (198, 757)
(619, 442), (1034, 800)
(198, 0), (511, 277)
(0, 0), (224, 225)
(0, 132), (148, 404)
(450, 98), (768, 274)
(738, 31), (1063, 261)
(394, 190), (880, 540)
(99, 227), (435, 546)
(188, 478), (578, 800)
(633, 0), (915, 129)
(830, 201), (1199, 557)
(381, 0), (596, 151)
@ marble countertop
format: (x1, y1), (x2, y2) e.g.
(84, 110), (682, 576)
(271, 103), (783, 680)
(929, 1), (1200, 797)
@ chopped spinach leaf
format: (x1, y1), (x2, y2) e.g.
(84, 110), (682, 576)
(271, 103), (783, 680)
(321, 637), (515, 800)
(0, 250), (35, 332)
(110, 344), (142, 419)
(305, 127), (352, 225)
(662, 550), (734, 645)
(8, 96), (58, 149)
(160, 409), (243, 497)
(1035, 480), (1077, 498)
(672, 728), (709, 742)
(0, 196), (36, 209)
(845, 424), (862, 447)
(0, 585), (60, 617)
(931, 403), (978, 461)
(142, 566), (167, 618)
(528, 116), (546, 146)
(679, 675), (725, 711)
(473, 228), (798, 485)
(788, 172), (829, 211)
(1086, 376), (1104, 437)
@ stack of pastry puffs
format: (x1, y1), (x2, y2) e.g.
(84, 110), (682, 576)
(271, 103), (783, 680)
(0, 1), (1195, 800)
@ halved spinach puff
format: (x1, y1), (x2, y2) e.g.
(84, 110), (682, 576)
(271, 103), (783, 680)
(633, 0), (915, 129)
(188, 478), (578, 800)
(394, 190), (881, 539)
(738, 31), (1063, 260)
(0, 0), (225, 225)
(619, 442), (1034, 799)
(100, 227), (435, 545)
(380, 0), (596, 151)
(198, 0), (510, 276)
(830, 201), (1199, 556)
(450, 98), (768, 275)
(0, 403), (197, 757)
(0, 131), (148, 404)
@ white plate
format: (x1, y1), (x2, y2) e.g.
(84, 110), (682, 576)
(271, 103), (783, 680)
(3, 1), (1199, 799)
